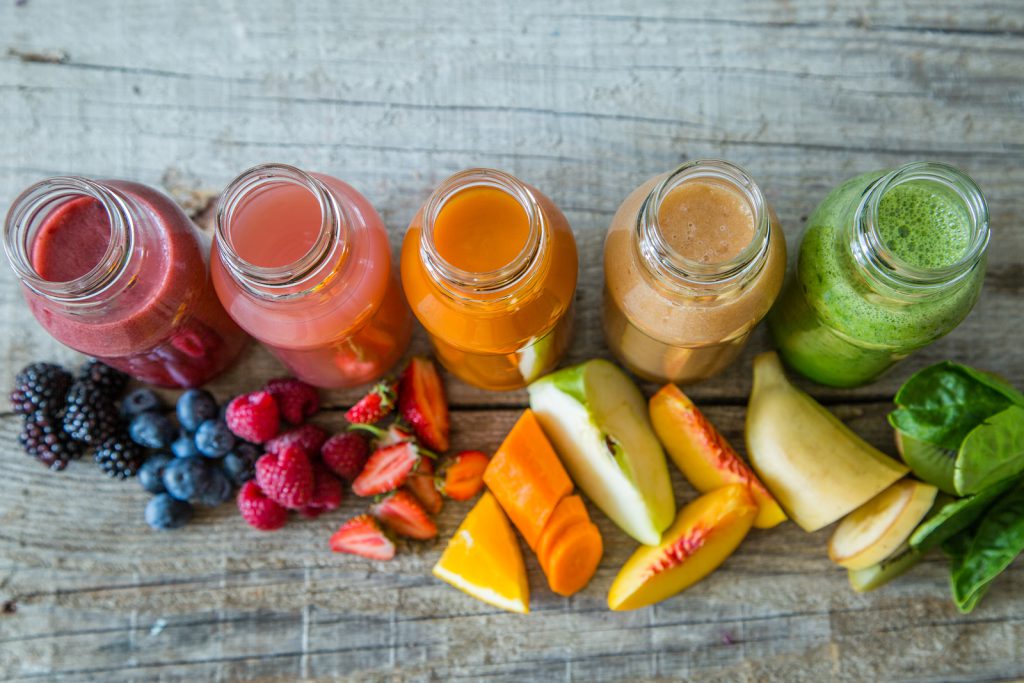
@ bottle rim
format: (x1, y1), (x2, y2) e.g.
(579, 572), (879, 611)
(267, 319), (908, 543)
(215, 163), (347, 300)
(3, 176), (134, 302)
(636, 159), (771, 289)
(854, 161), (990, 292)
(419, 168), (545, 297)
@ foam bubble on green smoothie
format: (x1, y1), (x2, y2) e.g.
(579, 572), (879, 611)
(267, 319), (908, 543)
(876, 180), (972, 270)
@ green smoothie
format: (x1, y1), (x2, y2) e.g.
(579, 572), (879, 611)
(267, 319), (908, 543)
(768, 165), (987, 387)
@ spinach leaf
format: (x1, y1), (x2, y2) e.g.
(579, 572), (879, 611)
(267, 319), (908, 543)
(910, 478), (1017, 552)
(954, 406), (1024, 495)
(889, 362), (1021, 451)
(948, 481), (1024, 613)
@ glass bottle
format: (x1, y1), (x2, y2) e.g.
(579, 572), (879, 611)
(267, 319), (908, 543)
(4, 176), (247, 387)
(211, 164), (411, 389)
(768, 162), (989, 387)
(603, 159), (786, 384)
(401, 168), (578, 391)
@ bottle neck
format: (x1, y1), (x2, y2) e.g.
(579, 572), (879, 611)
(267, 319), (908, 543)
(849, 162), (989, 299)
(419, 168), (546, 302)
(4, 176), (135, 305)
(215, 163), (348, 301)
(635, 159), (771, 296)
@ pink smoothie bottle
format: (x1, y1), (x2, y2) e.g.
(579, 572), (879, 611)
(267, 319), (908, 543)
(4, 177), (248, 387)
(211, 164), (412, 388)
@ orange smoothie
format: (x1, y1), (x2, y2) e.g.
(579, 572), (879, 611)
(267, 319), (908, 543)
(402, 169), (577, 391)
(603, 160), (785, 384)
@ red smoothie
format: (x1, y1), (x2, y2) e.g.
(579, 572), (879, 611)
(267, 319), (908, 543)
(7, 178), (247, 387)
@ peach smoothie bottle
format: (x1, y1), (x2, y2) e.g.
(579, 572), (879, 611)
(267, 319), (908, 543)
(603, 159), (786, 384)
(401, 168), (577, 391)
(211, 164), (412, 388)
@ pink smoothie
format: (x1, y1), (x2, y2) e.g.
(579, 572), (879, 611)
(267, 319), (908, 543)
(25, 181), (247, 387)
(212, 173), (411, 388)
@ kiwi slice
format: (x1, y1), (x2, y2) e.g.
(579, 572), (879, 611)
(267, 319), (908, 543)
(847, 542), (923, 592)
(895, 431), (958, 495)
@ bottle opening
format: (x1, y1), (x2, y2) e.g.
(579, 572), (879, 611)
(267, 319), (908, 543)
(638, 159), (770, 286)
(856, 162), (989, 289)
(216, 163), (344, 292)
(420, 168), (542, 293)
(4, 177), (132, 301)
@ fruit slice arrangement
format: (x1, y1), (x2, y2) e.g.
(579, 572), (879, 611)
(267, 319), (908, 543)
(482, 409), (604, 597)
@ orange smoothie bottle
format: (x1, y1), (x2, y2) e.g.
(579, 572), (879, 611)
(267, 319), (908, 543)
(401, 169), (577, 391)
(212, 164), (412, 388)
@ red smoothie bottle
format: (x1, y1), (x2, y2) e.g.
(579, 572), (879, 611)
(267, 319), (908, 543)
(4, 176), (248, 387)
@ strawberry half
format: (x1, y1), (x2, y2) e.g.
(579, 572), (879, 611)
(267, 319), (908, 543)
(330, 515), (395, 561)
(438, 450), (489, 501)
(351, 441), (422, 497)
(405, 456), (443, 515)
(398, 357), (449, 452)
(371, 490), (438, 540)
(345, 380), (397, 424)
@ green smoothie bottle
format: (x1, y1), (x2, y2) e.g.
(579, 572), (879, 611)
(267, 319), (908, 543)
(768, 162), (989, 387)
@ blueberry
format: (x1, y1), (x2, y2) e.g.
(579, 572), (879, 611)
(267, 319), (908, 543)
(129, 412), (177, 449)
(176, 389), (219, 432)
(195, 467), (233, 507)
(222, 442), (261, 486)
(121, 388), (164, 417)
(171, 430), (201, 458)
(145, 493), (193, 530)
(195, 419), (235, 458)
(138, 453), (173, 494)
(162, 456), (210, 502)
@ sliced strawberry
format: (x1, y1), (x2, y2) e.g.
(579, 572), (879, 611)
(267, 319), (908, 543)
(351, 441), (421, 497)
(371, 490), (438, 540)
(329, 515), (395, 561)
(345, 380), (397, 424)
(405, 456), (443, 515)
(439, 450), (489, 501)
(398, 357), (449, 452)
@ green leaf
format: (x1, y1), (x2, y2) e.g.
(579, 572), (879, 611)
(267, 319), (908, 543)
(948, 481), (1024, 613)
(889, 362), (1020, 451)
(954, 406), (1024, 495)
(910, 478), (1017, 552)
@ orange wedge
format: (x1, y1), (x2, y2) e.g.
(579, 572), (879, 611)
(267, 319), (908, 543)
(432, 491), (529, 614)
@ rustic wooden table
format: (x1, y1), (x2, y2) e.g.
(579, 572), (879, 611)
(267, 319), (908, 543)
(1, 2), (1022, 681)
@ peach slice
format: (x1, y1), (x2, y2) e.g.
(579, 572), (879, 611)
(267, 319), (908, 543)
(829, 479), (937, 571)
(608, 484), (757, 611)
(650, 384), (786, 529)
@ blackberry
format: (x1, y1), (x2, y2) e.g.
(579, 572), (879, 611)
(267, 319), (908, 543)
(9, 362), (72, 416)
(94, 435), (146, 479)
(19, 410), (85, 471)
(63, 381), (122, 445)
(78, 359), (129, 397)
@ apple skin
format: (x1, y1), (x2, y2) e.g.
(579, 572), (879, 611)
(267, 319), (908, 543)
(650, 384), (786, 529)
(608, 484), (757, 611)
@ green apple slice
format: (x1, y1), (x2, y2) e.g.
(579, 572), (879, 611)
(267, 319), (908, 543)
(528, 359), (675, 545)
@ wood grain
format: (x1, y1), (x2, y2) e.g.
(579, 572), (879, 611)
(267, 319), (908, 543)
(1, 1), (1022, 681)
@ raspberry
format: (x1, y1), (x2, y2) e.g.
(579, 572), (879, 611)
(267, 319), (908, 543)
(237, 481), (288, 531)
(225, 391), (280, 443)
(255, 445), (314, 509)
(299, 462), (345, 518)
(321, 431), (370, 482)
(264, 378), (319, 425)
(265, 423), (328, 457)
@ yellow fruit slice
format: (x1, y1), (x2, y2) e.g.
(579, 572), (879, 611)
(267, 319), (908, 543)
(432, 491), (529, 614)
(828, 479), (937, 571)
(608, 484), (757, 611)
